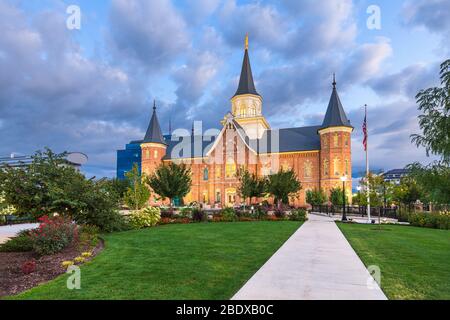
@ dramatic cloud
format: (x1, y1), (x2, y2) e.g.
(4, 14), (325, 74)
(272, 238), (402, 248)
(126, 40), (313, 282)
(0, 2), (147, 176)
(0, 0), (446, 179)
(367, 63), (440, 98)
(109, 0), (189, 71)
(403, 0), (450, 52)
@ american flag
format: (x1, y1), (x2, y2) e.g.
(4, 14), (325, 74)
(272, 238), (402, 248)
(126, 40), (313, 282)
(362, 113), (368, 151)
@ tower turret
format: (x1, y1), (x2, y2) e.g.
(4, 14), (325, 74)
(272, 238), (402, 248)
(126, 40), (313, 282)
(318, 75), (353, 202)
(230, 34), (269, 139)
(141, 101), (167, 179)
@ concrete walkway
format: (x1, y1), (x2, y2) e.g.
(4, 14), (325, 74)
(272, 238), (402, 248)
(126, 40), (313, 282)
(232, 214), (387, 300)
(0, 223), (39, 244)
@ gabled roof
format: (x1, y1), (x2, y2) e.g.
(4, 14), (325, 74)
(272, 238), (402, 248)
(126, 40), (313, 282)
(143, 102), (166, 145)
(160, 126), (320, 160)
(233, 47), (259, 97)
(321, 77), (352, 129)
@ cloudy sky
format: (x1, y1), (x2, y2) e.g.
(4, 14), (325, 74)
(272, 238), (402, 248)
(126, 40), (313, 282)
(0, 0), (448, 178)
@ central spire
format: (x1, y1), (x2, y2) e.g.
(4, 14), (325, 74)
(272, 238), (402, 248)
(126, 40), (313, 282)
(233, 34), (259, 97)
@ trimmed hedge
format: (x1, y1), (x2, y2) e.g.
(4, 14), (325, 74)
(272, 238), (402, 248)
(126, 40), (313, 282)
(407, 211), (450, 230)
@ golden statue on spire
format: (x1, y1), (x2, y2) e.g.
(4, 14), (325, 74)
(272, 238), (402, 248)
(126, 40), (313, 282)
(245, 33), (249, 50)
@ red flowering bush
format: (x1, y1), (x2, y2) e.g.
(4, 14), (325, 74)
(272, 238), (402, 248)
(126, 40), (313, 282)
(30, 215), (77, 255)
(21, 260), (36, 274)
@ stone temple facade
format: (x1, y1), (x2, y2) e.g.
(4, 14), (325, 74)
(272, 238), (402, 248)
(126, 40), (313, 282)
(141, 37), (353, 208)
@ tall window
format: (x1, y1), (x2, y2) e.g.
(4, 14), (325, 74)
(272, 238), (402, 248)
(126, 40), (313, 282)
(145, 150), (150, 159)
(323, 160), (329, 176)
(153, 150), (158, 159)
(215, 167), (221, 179)
(333, 134), (339, 147)
(215, 190), (221, 203)
(203, 167), (209, 181)
(304, 160), (312, 178)
(334, 158), (340, 176)
(225, 158), (236, 178)
(345, 159), (349, 175)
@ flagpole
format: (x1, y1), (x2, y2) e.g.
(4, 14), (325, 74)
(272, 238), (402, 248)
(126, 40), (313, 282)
(365, 104), (371, 223)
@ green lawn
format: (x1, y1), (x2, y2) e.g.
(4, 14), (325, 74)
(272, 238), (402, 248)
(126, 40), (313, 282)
(337, 223), (450, 300)
(13, 221), (301, 300)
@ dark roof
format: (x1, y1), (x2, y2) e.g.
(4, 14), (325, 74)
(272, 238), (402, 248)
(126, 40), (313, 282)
(160, 125), (320, 160)
(383, 169), (409, 176)
(143, 103), (166, 145)
(233, 49), (259, 97)
(240, 126), (320, 154)
(321, 80), (352, 129)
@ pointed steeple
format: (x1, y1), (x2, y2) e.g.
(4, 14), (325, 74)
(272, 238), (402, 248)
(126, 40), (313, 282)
(233, 34), (259, 97)
(143, 100), (166, 144)
(321, 75), (352, 129)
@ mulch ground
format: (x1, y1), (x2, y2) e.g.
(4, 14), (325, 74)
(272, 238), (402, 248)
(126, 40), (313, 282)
(0, 240), (103, 297)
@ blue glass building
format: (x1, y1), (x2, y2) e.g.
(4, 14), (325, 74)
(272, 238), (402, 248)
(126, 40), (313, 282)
(116, 140), (142, 180)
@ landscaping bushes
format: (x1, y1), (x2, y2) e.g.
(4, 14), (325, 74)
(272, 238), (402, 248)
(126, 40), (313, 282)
(0, 230), (34, 252)
(221, 208), (237, 222)
(30, 215), (77, 256)
(128, 207), (161, 229)
(289, 208), (308, 221)
(192, 208), (207, 222)
(407, 211), (450, 230)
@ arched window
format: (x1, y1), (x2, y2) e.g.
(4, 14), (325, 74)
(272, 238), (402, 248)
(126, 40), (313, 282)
(334, 158), (340, 176)
(225, 158), (236, 178)
(323, 160), (329, 176)
(304, 160), (312, 178)
(203, 167), (209, 181)
(334, 134), (339, 147)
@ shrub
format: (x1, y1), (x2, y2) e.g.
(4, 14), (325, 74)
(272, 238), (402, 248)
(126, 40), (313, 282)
(179, 207), (192, 218)
(251, 206), (268, 220)
(290, 208), (308, 221)
(407, 211), (450, 230)
(30, 215), (77, 256)
(128, 207), (161, 229)
(273, 208), (286, 218)
(21, 260), (36, 274)
(221, 208), (237, 222)
(160, 211), (176, 218)
(78, 225), (100, 250)
(192, 208), (207, 222)
(0, 230), (34, 252)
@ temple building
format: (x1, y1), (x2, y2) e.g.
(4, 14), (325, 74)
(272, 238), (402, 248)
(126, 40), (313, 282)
(123, 36), (353, 207)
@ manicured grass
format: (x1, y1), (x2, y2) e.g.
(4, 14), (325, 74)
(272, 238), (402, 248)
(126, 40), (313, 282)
(12, 221), (301, 300)
(337, 223), (450, 300)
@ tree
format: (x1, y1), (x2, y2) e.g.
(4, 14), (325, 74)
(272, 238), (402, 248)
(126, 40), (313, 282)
(123, 164), (150, 211)
(411, 59), (450, 164)
(266, 169), (302, 208)
(237, 168), (266, 208)
(0, 148), (124, 231)
(306, 188), (327, 206)
(406, 162), (449, 204)
(358, 173), (395, 207)
(330, 188), (348, 206)
(392, 176), (424, 207)
(146, 162), (192, 211)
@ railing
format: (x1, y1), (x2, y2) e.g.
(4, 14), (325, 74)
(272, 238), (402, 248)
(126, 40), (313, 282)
(311, 205), (398, 218)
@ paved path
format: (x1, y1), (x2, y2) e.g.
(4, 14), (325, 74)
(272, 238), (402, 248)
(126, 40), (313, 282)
(0, 223), (39, 244)
(232, 214), (387, 300)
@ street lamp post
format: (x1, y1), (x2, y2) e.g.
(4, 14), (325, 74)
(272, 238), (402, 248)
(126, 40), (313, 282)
(341, 176), (348, 221)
